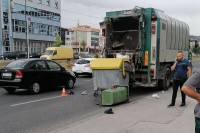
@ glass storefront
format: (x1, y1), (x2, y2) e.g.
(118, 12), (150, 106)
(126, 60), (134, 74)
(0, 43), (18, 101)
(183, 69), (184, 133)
(14, 40), (53, 53)
(12, 19), (60, 36)
(12, 3), (61, 21)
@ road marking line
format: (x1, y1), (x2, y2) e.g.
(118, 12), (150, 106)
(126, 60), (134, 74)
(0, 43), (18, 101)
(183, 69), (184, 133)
(10, 96), (62, 107)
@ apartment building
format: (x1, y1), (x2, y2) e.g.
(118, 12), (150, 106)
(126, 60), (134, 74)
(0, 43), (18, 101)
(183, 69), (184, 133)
(67, 25), (101, 53)
(0, 0), (61, 54)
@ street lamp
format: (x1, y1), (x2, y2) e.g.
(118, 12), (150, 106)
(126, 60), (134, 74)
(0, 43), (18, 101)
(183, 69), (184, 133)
(75, 30), (77, 54)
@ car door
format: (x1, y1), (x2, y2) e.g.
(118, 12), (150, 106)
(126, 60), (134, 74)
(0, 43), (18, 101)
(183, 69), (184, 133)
(45, 60), (66, 88)
(28, 60), (53, 89)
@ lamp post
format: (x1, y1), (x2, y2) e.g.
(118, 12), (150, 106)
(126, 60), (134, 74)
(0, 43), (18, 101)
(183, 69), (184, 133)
(75, 30), (77, 54)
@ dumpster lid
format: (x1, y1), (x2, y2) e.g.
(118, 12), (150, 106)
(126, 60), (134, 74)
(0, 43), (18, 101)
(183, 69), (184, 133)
(90, 58), (129, 70)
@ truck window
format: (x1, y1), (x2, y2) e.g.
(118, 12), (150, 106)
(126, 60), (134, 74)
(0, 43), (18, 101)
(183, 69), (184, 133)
(53, 50), (57, 55)
(44, 50), (54, 55)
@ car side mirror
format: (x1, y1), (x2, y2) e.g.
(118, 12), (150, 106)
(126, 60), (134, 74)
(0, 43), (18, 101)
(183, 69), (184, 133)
(61, 67), (65, 71)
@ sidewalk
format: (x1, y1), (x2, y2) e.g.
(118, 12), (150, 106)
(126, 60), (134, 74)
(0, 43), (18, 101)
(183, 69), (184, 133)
(52, 89), (195, 133)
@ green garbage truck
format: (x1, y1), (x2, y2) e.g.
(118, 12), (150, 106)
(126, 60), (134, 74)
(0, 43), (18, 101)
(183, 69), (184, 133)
(100, 6), (191, 90)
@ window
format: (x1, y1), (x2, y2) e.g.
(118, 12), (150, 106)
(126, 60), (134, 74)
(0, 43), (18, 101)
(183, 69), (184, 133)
(91, 32), (99, 36)
(12, 3), (60, 21)
(91, 37), (99, 46)
(46, 0), (50, 6)
(162, 23), (166, 30)
(35, 61), (48, 70)
(55, 1), (58, 9)
(47, 61), (61, 71)
(77, 59), (90, 64)
(38, 0), (42, 4)
(12, 3), (25, 14)
(6, 60), (29, 68)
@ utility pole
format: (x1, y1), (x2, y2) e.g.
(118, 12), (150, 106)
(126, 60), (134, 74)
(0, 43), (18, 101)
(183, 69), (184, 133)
(25, 0), (30, 58)
(75, 30), (77, 54)
(77, 19), (80, 55)
(0, 0), (4, 54)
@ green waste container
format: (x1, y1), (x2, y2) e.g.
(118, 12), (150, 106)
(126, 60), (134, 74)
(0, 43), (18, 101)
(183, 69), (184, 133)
(101, 86), (129, 106)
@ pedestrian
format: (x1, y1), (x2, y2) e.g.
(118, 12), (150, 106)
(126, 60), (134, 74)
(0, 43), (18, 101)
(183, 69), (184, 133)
(181, 71), (200, 133)
(168, 51), (192, 107)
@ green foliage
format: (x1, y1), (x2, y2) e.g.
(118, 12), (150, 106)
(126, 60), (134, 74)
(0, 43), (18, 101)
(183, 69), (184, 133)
(192, 45), (200, 55)
(94, 52), (100, 58)
(54, 34), (62, 47)
(80, 40), (87, 51)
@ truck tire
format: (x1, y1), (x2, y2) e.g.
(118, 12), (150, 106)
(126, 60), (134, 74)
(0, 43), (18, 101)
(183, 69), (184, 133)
(158, 68), (171, 91)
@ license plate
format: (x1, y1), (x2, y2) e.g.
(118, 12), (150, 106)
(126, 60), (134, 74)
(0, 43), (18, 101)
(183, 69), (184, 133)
(1, 73), (12, 78)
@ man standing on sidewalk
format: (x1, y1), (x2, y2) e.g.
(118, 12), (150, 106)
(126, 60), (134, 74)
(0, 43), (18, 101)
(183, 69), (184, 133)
(168, 51), (192, 107)
(182, 71), (200, 133)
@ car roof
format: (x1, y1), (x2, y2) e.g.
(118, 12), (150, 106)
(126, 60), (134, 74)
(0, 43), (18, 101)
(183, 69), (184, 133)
(13, 58), (50, 62)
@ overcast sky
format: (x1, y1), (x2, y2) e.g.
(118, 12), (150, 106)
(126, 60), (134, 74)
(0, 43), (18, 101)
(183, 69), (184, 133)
(61, 0), (200, 35)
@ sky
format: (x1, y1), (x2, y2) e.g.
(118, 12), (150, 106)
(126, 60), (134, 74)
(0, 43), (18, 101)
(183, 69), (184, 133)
(61, 0), (200, 36)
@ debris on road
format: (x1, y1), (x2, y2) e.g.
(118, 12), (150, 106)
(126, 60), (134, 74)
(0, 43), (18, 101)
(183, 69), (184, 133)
(82, 91), (88, 95)
(152, 94), (160, 99)
(104, 108), (114, 114)
(68, 91), (74, 95)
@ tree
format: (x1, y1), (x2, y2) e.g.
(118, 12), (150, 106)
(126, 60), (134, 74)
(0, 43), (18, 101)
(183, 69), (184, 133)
(54, 34), (62, 47)
(80, 40), (87, 52)
(192, 45), (200, 55)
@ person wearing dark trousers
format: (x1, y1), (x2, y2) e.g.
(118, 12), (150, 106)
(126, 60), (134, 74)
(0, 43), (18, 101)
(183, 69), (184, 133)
(168, 51), (192, 107)
(182, 72), (200, 133)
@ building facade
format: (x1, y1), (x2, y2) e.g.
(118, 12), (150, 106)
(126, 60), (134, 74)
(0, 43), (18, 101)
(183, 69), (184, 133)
(0, 0), (61, 55)
(68, 25), (101, 53)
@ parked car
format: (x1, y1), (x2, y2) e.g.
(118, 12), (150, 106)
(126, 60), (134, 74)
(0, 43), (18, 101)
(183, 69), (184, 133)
(0, 59), (76, 94)
(0, 55), (3, 60)
(3, 51), (27, 60)
(72, 58), (96, 77)
(29, 52), (42, 58)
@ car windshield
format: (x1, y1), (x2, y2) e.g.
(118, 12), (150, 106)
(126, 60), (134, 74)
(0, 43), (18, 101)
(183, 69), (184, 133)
(76, 59), (90, 64)
(43, 50), (54, 55)
(6, 60), (29, 68)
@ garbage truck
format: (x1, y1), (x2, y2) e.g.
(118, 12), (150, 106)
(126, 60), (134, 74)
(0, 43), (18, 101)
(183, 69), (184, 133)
(99, 7), (191, 91)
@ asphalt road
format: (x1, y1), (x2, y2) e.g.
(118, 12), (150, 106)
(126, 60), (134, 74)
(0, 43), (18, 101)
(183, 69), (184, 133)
(0, 60), (199, 133)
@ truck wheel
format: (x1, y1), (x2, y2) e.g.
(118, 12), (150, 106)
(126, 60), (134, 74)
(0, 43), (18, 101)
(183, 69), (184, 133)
(158, 68), (171, 91)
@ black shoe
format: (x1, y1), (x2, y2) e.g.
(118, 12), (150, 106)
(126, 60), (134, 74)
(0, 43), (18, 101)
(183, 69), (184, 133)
(168, 103), (175, 107)
(180, 103), (185, 107)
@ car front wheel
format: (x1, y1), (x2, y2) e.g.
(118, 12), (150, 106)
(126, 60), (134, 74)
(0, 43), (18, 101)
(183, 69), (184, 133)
(66, 78), (74, 89)
(29, 82), (41, 94)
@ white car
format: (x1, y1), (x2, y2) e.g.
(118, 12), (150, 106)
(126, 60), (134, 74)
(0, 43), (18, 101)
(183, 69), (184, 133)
(72, 58), (96, 77)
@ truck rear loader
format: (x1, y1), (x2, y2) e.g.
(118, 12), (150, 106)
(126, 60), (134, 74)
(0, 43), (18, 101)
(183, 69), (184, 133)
(100, 7), (190, 90)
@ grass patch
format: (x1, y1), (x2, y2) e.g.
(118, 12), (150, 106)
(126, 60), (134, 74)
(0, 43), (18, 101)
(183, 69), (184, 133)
(0, 60), (12, 69)
(192, 56), (200, 60)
